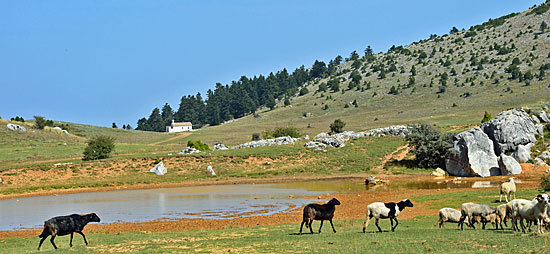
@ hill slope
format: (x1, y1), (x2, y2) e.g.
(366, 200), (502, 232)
(180, 3), (550, 145)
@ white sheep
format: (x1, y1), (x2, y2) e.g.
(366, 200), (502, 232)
(435, 208), (463, 228)
(500, 177), (516, 203)
(459, 202), (496, 230)
(495, 203), (508, 230)
(512, 194), (549, 234)
(363, 199), (413, 233)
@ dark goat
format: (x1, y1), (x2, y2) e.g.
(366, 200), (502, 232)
(37, 213), (101, 250)
(299, 198), (341, 234)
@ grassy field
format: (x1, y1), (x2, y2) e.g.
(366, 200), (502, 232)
(0, 136), (405, 195)
(3, 189), (547, 253)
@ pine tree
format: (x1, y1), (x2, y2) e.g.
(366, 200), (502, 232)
(161, 103), (174, 128)
(112, 122), (117, 128)
(147, 108), (164, 132)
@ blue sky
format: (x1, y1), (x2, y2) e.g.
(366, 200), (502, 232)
(0, 0), (541, 127)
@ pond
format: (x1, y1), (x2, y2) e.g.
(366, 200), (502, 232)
(0, 178), (513, 231)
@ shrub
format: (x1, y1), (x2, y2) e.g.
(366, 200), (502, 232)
(481, 111), (492, 123)
(263, 126), (302, 139)
(330, 119), (346, 134)
(540, 174), (550, 192)
(252, 133), (261, 141)
(33, 116), (54, 130)
(406, 123), (454, 169)
(82, 135), (116, 161)
(187, 140), (210, 151)
(299, 87), (309, 96)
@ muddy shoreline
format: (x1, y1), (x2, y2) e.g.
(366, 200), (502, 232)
(0, 170), (544, 239)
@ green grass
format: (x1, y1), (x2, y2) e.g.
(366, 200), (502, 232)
(4, 189), (549, 253)
(0, 137), (405, 195)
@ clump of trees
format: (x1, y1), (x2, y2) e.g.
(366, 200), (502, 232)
(34, 116), (54, 130)
(263, 126), (302, 139)
(82, 135), (116, 161)
(406, 123), (454, 169)
(187, 140), (210, 151)
(330, 119), (346, 134)
(10, 116), (24, 122)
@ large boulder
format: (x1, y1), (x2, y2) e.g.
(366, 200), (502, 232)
(178, 147), (201, 155)
(445, 127), (500, 177)
(512, 144), (532, 163)
(498, 154), (522, 175)
(481, 109), (537, 155)
(213, 143), (229, 151)
(150, 161), (167, 175)
(6, 123), (26, 131)
(539, 111), (550, 123)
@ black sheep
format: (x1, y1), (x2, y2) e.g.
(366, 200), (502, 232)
(37, 213), (101, 250)
(299, 198), (341, 234)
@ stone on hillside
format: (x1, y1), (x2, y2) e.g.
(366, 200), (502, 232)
(498, 154), (522, 175)
(445, 127), (500, 177)
(213, 143), (229, 151)
(512, 144), (532, 163)
(53, 126), (63, 131)
(179, 147), (201, 155)
(149, 161), (167, 175)
(539, 111), (550, 123)
(532, 115), (541, 124)
(305, 141), (327, 149)
(315, 133), (330, 139)
(314, 135), (347, 148)
(62, 130), (69, 134)
(431, 168), (446, 177)
(206, 165), (216, 176)
(6, 123), (26, 131)
(231, 136), (296, 149)
(481, 109), (537, 155)
(535, 124), (545, 136)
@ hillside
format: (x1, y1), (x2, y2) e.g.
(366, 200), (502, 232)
(175, 3), (550, 146)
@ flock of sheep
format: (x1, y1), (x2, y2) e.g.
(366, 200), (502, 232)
(437, 178), (550, 234)
(34, 177), (547, 250)
(299, 177), (550, 236)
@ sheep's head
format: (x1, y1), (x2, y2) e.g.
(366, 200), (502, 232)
(402, 199), (414, 207)
(536, 194), (549, 204)
(508, 177), (515, 183)
(329, 198), (341, 206)
(88, 213), (101, 222)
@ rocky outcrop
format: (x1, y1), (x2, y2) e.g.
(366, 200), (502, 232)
(481, 109), (537, 155)
(213, 143), (229, 151)
(445, 127), (500, 177)
(351, 125), (410, 139)
(314, 135), (348, 148)
(150, 161), (167, 175)
(431, 168), (446, 177)
(6, 123), (26, 131)
(512, 144), (532, 163)
(498, 154), (522, 175)
(178, 147), (201, 155)
(231, 136), (296, 149)
(539, 111), (550, 123)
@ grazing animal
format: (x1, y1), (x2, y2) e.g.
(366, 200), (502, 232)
(500, 178), (516, 203)
(299, 198), (341, 234)
(435, 208), (463, 228)
(471, 213), (498, 229)
(363, 199), (414, 233)
(38, 213), (101, 250)
(512, 194), (549, 233)
(495, 204), (508, 230)
(458, 203), (496, 230)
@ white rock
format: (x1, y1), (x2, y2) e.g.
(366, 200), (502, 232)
(150, 161), (167, 175)
(6, 123), (26, 131)
(432, 168), (446, 177)
(498, 154), (522, 175)
(207, 165), (216, 176)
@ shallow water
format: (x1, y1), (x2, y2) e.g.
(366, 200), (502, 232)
(0, 184), (328, 231)
(0, 178), (515, 231)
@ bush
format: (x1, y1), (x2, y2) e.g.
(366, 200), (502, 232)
(299, 87), (309, 96)
(406, 123), (454, 169)
(187, 140), (210, 151)
(34, 116), (54, 130)
(481, 111), (492, 123)
(541, 173), (550, 192)
(263, 126), (302, 139)
(330, 119), (346, 134)
(252, 133), (261, 141)
(82, 135), (116, 161)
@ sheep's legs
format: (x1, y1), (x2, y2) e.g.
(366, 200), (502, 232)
(362, 216), (371, 233)
(329, 219), (336, 233)
(520, 219), (527, 233)
(375, 218), (382, 232)
(318, 220), (324, 233)
(50, 235), (58, 249)
(299, 221), (305, 235)
(38, 236), (47, 250)
(77, 231), (88, 245)
(391, 218), (399, 232)
(499, 193), (503, 202)
(308, 221), (314, 234)
(70, 232), (74, 247)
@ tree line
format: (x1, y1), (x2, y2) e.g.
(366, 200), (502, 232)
(136, 58), (344, 132)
